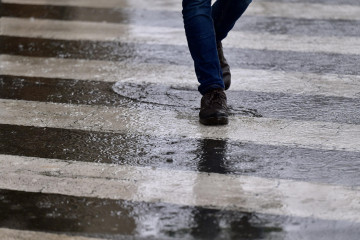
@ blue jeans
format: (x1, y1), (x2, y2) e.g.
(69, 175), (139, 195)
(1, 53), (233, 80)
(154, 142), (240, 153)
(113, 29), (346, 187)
(182, 0), (252, 95)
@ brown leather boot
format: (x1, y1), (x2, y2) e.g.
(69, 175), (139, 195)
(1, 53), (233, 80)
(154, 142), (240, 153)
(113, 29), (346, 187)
(199, 88), (229, 125)
(217, 42), (231, 90)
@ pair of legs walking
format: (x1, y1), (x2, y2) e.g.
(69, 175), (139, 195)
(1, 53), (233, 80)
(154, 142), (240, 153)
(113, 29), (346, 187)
(182, 0), (252, 125)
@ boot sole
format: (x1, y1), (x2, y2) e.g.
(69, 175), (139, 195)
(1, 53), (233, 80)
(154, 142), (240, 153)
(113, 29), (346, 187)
(200, 116), (229, 126)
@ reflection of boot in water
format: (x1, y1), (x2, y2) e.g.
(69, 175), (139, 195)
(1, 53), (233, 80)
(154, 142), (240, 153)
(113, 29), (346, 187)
(197, 138), (229, 174)
(190, 139), (228, 239)
(229, 214), (283, 239)
(193, 139), (283, 239)
(191, 208), (221, 240)
(191, 210), (282, 239)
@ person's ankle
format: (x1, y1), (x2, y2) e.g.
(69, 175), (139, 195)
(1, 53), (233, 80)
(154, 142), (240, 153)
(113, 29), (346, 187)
(216, 42), (231, 90)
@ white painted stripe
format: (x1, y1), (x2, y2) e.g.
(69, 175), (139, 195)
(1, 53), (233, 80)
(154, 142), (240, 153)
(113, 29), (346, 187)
(248, 1), (360, 21)
(1, 154), (359, 222)
(2, 17), (360, 55)
(3, 0), (360, 21)
(0, 228), (107, 240)
(1, 54), (360, 99)
(1, 99), (360, 152)
(2, 0), (139, 9)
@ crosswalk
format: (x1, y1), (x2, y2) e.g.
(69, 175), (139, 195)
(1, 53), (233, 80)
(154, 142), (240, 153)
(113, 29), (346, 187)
(1, 0), (360, 239)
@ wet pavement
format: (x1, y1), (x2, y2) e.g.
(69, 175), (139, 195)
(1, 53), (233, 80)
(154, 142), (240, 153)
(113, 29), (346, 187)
(1, 189), (359, 240)
(1, 0), (360, 239)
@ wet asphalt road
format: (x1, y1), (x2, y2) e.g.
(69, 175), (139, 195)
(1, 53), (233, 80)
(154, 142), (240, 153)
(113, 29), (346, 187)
(1, 0), (360, 239)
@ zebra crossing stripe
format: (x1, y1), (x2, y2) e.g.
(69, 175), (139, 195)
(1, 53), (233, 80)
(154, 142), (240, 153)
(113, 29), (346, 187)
(3, 0), (360, 21)
(1, 154), (359, 222)
(1, 17), (359, 55)
(0, 228), (106, 240)
(247, 1), (360, 20)
(1, 99), (360, 152)
(1, 55), (360, 99)
(2, 36), (357, 76)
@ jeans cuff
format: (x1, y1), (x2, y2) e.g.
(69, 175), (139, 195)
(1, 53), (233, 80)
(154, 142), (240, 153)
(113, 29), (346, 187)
(199, 83), (225, 95)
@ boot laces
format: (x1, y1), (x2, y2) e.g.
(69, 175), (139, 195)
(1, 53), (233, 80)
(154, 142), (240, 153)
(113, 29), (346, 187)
(206, 89), (227, 108)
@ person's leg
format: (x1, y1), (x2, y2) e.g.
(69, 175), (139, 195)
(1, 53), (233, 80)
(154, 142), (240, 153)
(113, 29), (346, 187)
(212, 0), (252, 90)
(182, 0), (224, 95)
(212, 0), (252, 43)
(182, 0), (229, 125)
